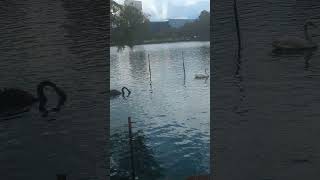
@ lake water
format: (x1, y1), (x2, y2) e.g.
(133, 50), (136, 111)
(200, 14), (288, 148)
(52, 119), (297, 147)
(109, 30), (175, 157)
(110, 42), (210, 179)
(212, 0), (320, 179)
(0, 1), (107, 179)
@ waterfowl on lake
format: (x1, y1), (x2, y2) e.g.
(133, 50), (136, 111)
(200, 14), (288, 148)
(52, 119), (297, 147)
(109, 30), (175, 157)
(272, 21), (318, 50)
(195, 69), (209, 79)
(110, 87), (131, 97)
(0, 81), (66, 117)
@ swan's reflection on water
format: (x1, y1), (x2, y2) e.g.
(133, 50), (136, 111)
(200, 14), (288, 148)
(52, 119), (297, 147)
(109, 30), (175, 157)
(271, 48), (316, 71)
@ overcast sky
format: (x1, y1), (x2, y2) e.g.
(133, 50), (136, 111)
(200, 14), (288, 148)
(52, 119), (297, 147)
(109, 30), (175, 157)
(114, 0), (210, 21)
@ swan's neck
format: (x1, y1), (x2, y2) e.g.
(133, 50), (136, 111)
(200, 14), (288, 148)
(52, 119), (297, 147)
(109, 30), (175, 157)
(304, 25), (312, 42)
(121, 87), (131, 97)
(37, 81), (66, 114)
(37, 82), (48, 114)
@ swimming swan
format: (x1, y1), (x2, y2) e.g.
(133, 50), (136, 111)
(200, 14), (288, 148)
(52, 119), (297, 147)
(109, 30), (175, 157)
(272, 21), (318, 50)
(110, 87), (131, 98)
(195, 69), (209, 79)
(0, 81), (67, 117)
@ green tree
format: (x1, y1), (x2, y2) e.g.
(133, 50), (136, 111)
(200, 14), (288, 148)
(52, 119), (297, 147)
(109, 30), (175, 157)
(111, 0), (150, 48)
(180, 10), (210, 40)
(197, 10), (210, 40)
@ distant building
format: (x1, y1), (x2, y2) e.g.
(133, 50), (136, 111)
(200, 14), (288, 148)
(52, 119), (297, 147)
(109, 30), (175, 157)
(168, 19), (196, 28)
(149, 21), (170, 33)
(124, 0), (142, 11)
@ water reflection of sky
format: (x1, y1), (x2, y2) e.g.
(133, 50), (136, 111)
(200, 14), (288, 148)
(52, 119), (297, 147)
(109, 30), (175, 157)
(110, 41), (210, 179)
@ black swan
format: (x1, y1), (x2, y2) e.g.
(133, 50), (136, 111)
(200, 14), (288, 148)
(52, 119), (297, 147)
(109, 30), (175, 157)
(0, 81), (67, 117)
(110, 87), (131, 98)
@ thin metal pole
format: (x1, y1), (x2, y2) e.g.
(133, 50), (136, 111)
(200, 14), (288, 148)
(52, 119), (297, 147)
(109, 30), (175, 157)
(233, 0), (241, 56)
(148, 54), (153, 93)
(182, 52), (186, 77)
(233, 0), (242, 77)
(128, 117), (136, 180)
(148, 54), (152, 83)
(182, 52), (186, 85)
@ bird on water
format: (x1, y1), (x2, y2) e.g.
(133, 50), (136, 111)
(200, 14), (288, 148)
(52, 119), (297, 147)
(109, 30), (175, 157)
(272, 21), (318, 51)
(195, 69), (209, 79)
(0, 81), (67, 117)
(110, 87), (131, 98)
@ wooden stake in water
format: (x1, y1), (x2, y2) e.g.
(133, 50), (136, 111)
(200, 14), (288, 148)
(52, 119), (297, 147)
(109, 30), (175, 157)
(182, 52), (186, 84)
(148, 54), (153, 93)
(128, 117), (136, 180)
(233, 0), (241, 59)
(233, 0), (242, 76)
(148, 54), (152, 84)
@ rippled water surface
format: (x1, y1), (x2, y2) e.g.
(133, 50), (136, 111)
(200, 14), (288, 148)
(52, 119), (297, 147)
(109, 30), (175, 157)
(0, 1), (107, 179)
(110, 42), (210, 179)
(213, 1), (320, 179)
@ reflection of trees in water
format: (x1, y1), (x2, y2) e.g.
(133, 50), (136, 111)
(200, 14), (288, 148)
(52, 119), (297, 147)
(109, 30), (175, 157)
(128, 50), (147, 77)
(199, 45), (210, 58)
(199, 45), (210, 76)
(111, 130), (164, 180)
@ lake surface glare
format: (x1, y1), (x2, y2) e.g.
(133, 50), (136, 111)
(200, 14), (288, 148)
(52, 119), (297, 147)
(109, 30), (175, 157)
(110, 41), (210, 180)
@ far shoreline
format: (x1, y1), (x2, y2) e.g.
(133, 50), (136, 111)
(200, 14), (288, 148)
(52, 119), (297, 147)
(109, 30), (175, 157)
(110, 39), (210, 48)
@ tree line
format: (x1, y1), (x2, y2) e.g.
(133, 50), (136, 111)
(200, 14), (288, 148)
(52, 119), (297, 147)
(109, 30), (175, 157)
(111, 0), (209, 48)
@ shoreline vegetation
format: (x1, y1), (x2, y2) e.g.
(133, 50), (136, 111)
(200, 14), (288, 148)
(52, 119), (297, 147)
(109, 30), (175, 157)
(110, 38), (209, 47)
(111, 0), (209, 49)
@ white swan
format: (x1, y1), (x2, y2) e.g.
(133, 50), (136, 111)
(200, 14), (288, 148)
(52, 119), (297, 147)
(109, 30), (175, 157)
(195, 69), (209, 79)
(272, 21), (318, 50)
